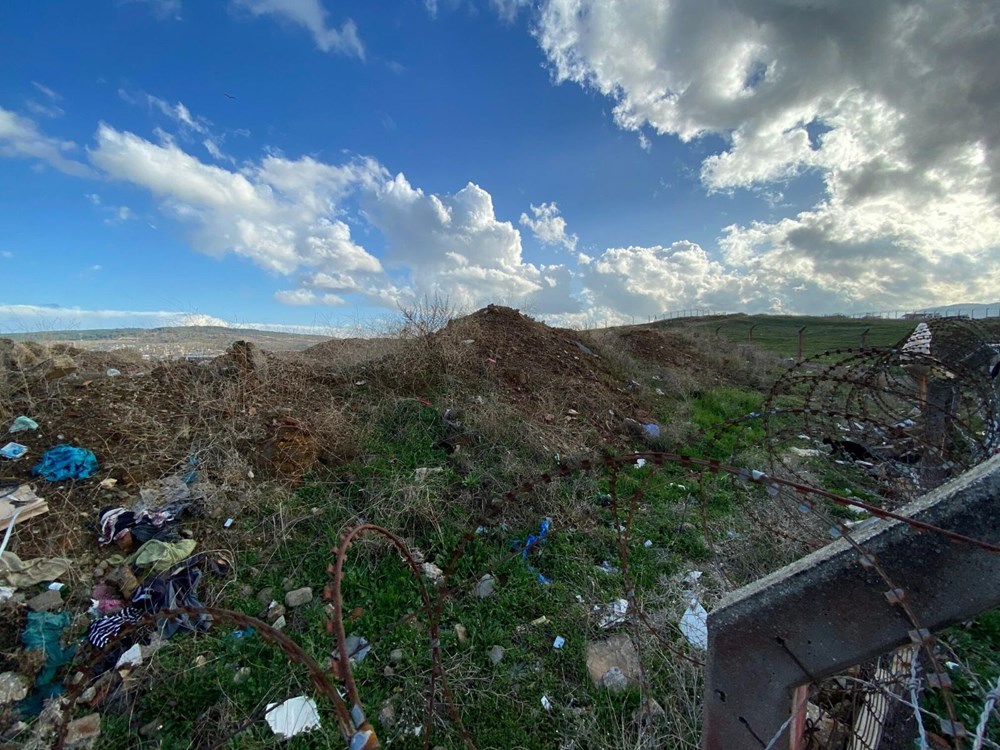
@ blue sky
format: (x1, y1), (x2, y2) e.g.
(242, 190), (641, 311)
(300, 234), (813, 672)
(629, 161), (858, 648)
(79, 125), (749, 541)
(1, 0), (997, 333)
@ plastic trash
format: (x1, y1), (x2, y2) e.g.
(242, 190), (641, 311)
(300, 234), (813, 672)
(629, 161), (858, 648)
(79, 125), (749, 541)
(1, 443), (27, 460)
(552, 636), (565, 649)
(644, 539), (653, 548)
(265, 696), (321, 738)
(597, 599), (628, 629)
(223, 518), (234, 528)
(642, 423), (660, 438)
(540, 695), (552, 711)
(8, 416), (38, 433)
(679, 598), (708, 650)
(31, 445), (98, 481)
(634, 458), (647, 468)
(106, 368), (121, 377)
(115, 643), (143, 669)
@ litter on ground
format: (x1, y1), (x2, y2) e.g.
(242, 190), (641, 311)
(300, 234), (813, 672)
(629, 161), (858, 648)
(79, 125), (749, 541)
(679, 598), (709, 650)
(1, 443), (27, 460)
(264, 696), (322, 738)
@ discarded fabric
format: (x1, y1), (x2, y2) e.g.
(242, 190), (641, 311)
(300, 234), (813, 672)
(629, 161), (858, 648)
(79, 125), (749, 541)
(132, 538), (196, 573)
(8, 416), (38, 433)
(20, 611), (76, 716)
(1, 443), (27, 460)
(265, 696), (321, 738)
(98, 505), (181, 547)
(32, 445), (98, 481)
(86, 608), (144, 648)
(679, 598), (708, 651)
(0, 552), (72, 588)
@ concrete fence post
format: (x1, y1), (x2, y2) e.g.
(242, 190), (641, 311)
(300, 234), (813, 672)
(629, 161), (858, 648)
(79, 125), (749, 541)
(700, 454), (1000, 749)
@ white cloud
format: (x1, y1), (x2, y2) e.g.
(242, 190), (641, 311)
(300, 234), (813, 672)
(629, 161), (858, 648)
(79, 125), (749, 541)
(25, 100), (64, 119)
(0, 107), (94, 178)
(583, 242), (733, 320)
(274, 289), (345, 306)
(491, 0), (530, 23)
(91, 264), (103, 271)
(31, 82), (60, 101)
(366, 174), (580, 313)
(533, 0), (1000, 313)
(88, 124), (387, 285)
(232, 0), (364, 59)
(519, 201), (577, 251)
(0, 251), (13, 260)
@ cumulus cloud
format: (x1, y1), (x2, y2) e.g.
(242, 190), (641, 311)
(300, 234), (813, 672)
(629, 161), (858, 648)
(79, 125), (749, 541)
(88, 124), (387, 282)
(0, 107), (94, 178)
(520, 202), (578, 251)
(232, 0), (364, 59)
(366, 175), (580, 313)
(534, 0), (1000, 313)
(583, 242), (733, 320)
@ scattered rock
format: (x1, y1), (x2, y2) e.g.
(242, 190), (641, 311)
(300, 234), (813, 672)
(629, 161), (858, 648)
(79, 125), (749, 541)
(77, 687), (96, 705)
(63, 713), (101, 749)
(454, 623), (468, 644)
(389, 649), (404, 665)
(256, 587), (274, 607)
(586, 634), (641, 688)
(0, 672), (30, 703)
(601, 666), (629, 693)
(377, 697), (397, 729)
(383, 666), (394, 677)
(285, 587), (313, 608)
(26, 589), (63, 612)
(421, 562), (444, 582)
(488, 645), (505, 666)
(474, 574), (495, 599)
(282, 577), (295, 592)
(238, 584), (253, 598)
(272, 615), (286, 630)
(45, 355), (77, 381)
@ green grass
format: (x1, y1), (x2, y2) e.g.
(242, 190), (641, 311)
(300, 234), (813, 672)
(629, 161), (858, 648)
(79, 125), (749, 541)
(657, 314), (918, 358)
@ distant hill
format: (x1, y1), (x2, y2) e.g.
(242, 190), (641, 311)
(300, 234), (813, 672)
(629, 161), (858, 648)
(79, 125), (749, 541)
(2, 325), (331, 358)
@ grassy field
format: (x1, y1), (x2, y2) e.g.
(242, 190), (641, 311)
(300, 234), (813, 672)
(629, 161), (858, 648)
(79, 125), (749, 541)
(657, 314), (922, 358)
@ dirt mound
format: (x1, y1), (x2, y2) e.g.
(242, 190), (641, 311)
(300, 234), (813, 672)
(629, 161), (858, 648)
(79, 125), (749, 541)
(435, 306), (646, 445)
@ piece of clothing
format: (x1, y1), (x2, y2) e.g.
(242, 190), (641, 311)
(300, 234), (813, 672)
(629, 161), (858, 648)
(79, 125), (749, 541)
(20, 611), (76, 716)
(85, 607), (145, 649)
(31, 445), (98, 481)
(0, 551), (72, 587)
(97, 505), (182, 546)
(87, 556), (214, 650)
(132, 539), (197, 575)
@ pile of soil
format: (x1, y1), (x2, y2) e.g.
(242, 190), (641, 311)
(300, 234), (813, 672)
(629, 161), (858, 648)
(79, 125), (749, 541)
(438, 306), (645, 434)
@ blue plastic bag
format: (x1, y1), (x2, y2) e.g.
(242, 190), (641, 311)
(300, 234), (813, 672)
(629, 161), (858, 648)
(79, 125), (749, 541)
(31, 445), (98, 481)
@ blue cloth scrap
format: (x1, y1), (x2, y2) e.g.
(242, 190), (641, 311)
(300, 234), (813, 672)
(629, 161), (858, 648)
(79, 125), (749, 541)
(31, 444), (99, 481)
